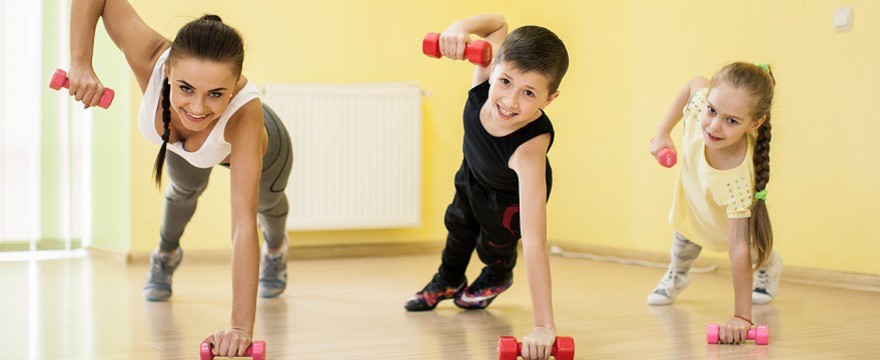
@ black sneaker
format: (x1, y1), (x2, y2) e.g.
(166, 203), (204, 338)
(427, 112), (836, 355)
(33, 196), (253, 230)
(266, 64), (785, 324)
(454, 267), (513, 310)
(404, 273), (467, 311)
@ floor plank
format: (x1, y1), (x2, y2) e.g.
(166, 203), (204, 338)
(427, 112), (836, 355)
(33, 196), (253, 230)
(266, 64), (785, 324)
(1, 252), (878, 359)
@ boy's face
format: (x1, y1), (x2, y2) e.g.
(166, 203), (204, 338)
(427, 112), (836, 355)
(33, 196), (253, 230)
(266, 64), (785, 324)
(486, 61), (559, 127)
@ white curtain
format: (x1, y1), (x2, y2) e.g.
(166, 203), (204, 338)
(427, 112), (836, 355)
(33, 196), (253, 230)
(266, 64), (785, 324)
(0, 0), (42, 246)
(1, 0), (90, 251)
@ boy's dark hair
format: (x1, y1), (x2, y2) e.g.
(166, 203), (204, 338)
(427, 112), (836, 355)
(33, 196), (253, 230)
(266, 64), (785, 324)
(496, 25), (569, 93)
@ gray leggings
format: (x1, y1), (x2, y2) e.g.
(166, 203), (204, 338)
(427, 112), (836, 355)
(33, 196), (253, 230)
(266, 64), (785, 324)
(159, 103), (293, 252)
(670, 232), (779, 271)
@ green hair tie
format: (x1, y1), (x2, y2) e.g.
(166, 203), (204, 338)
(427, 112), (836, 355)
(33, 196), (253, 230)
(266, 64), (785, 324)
(754, 189), (768, 201)
(756, 63), (770, 73)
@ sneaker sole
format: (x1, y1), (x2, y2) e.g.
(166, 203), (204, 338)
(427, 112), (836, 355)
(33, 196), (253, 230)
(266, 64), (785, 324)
(143, 291), (171, 302)
(646, 294), (674, 306)
(752, 292), (774, 305)
(259, 284), (286, 299)
(453, 283), (511, 310)
(453, 295), (499, 310)
(404, 280), (467, 311)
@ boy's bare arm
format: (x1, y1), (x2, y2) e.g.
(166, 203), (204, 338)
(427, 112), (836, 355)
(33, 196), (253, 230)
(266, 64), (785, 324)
(510, 134), (555, 330)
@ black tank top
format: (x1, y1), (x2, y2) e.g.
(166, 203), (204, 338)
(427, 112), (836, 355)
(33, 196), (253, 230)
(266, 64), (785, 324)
(461, 80), (554, 198)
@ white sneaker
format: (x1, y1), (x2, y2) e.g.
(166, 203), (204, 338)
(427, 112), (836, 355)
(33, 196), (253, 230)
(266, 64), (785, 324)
(647, 268), (691, 306)
(752, 251), (782, 304)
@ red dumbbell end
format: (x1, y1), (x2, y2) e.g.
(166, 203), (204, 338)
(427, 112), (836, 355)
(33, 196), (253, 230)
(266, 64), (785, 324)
(49, 69), (69, 90)
(466, 40), (493, 67)
(97, 88), (115, 109)
(658, 148), (677, 168)
(497, 336), (519, 360)
(199, 342), (214, 360)
(707, 324), (720, 344)
(422, 33), (442, 58)
(554, 336), (576, 360)
(754, 325), (770, 345)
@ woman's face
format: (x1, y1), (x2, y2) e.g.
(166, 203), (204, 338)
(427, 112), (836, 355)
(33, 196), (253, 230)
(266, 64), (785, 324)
(165, 58), (238, 132)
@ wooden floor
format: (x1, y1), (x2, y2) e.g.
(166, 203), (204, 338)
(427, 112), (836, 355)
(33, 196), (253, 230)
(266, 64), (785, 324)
(1, 251), (878, 359)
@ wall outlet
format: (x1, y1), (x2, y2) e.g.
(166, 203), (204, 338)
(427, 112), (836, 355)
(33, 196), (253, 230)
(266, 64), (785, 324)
(833, 6), (852, 32)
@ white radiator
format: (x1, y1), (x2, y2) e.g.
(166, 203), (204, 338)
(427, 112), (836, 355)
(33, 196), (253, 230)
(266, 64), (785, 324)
(262, 83), (422, 231)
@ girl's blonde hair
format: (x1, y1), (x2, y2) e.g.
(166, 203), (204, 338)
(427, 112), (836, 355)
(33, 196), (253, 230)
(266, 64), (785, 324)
(710, 62), (775, 269)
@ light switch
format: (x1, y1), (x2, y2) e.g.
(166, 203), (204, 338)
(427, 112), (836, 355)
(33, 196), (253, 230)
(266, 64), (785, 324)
(833, 6), (852, 32)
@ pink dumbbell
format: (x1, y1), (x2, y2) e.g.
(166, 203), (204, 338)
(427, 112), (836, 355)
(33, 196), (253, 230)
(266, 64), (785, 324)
(49, 68), (115, 109)
(199, 340), (266, 360)
(497, 336), (575, 360)
(706, 324), (769, 345)
(658, 148), (677, 168)
(422, 32), (493, 67)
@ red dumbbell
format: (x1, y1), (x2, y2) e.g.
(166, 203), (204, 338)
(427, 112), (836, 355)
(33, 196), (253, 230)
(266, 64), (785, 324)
(658, 148), (677, 168)
(497, 336), (575, 360)
(422, 32), (493, 67)
(706, 324), (769, 345)
(49, 68), (115, 109)
(199, 340), (266, 360)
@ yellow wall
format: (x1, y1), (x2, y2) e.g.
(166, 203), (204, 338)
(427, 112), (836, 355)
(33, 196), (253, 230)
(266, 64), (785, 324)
(515, 0), (880, 275)
(126, 1), (879, 275)
(129, 0), (512, 253)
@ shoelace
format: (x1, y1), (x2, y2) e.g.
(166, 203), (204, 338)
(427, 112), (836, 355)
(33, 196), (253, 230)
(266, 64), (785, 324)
(422, 279), (447, 293)
(473, 268), (506, 288)
(657, 269), (685, 290)
(264, 253), (285, 273)
(148, 256), (167, 281)
(754, 270), (769, 288)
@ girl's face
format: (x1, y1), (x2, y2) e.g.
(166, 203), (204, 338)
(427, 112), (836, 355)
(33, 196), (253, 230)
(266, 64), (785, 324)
(486, 61), (559, 128)
(165, 58), (238, 132)
(699, 82), (765, 151)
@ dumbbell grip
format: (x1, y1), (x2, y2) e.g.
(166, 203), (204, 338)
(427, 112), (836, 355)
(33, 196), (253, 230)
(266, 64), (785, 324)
(706, 324), (768, 345)
(422, 33), (492, 67)
(49, 69), (114, 109)
(708, 330), (757, 341)
(515, 342), (560, 356)
(199, 341), (260, 359)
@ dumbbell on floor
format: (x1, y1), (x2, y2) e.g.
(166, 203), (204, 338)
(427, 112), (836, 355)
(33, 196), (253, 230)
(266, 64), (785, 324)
(497, 336), (575, 360)
(706, 324), (769, 345)
(199, 340), (266, 360)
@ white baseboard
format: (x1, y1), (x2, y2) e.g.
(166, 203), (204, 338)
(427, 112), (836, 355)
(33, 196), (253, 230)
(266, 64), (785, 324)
(550, 240), (880, 293)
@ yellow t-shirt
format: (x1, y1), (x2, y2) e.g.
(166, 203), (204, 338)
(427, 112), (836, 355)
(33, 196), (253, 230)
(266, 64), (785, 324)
(669, 88), (756, 251)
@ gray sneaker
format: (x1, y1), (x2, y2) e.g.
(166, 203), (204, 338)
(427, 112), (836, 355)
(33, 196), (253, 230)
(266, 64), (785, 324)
(259, 242), (288, 298)
(143, 248), (183, 302)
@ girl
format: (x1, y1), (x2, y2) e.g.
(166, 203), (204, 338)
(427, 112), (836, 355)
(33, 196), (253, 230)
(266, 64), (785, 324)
(69, 0), (292, 356)
(648, 62), (781, 345)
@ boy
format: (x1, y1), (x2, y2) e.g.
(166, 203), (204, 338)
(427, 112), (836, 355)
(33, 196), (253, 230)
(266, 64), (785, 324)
(405, 14), (569, 360)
